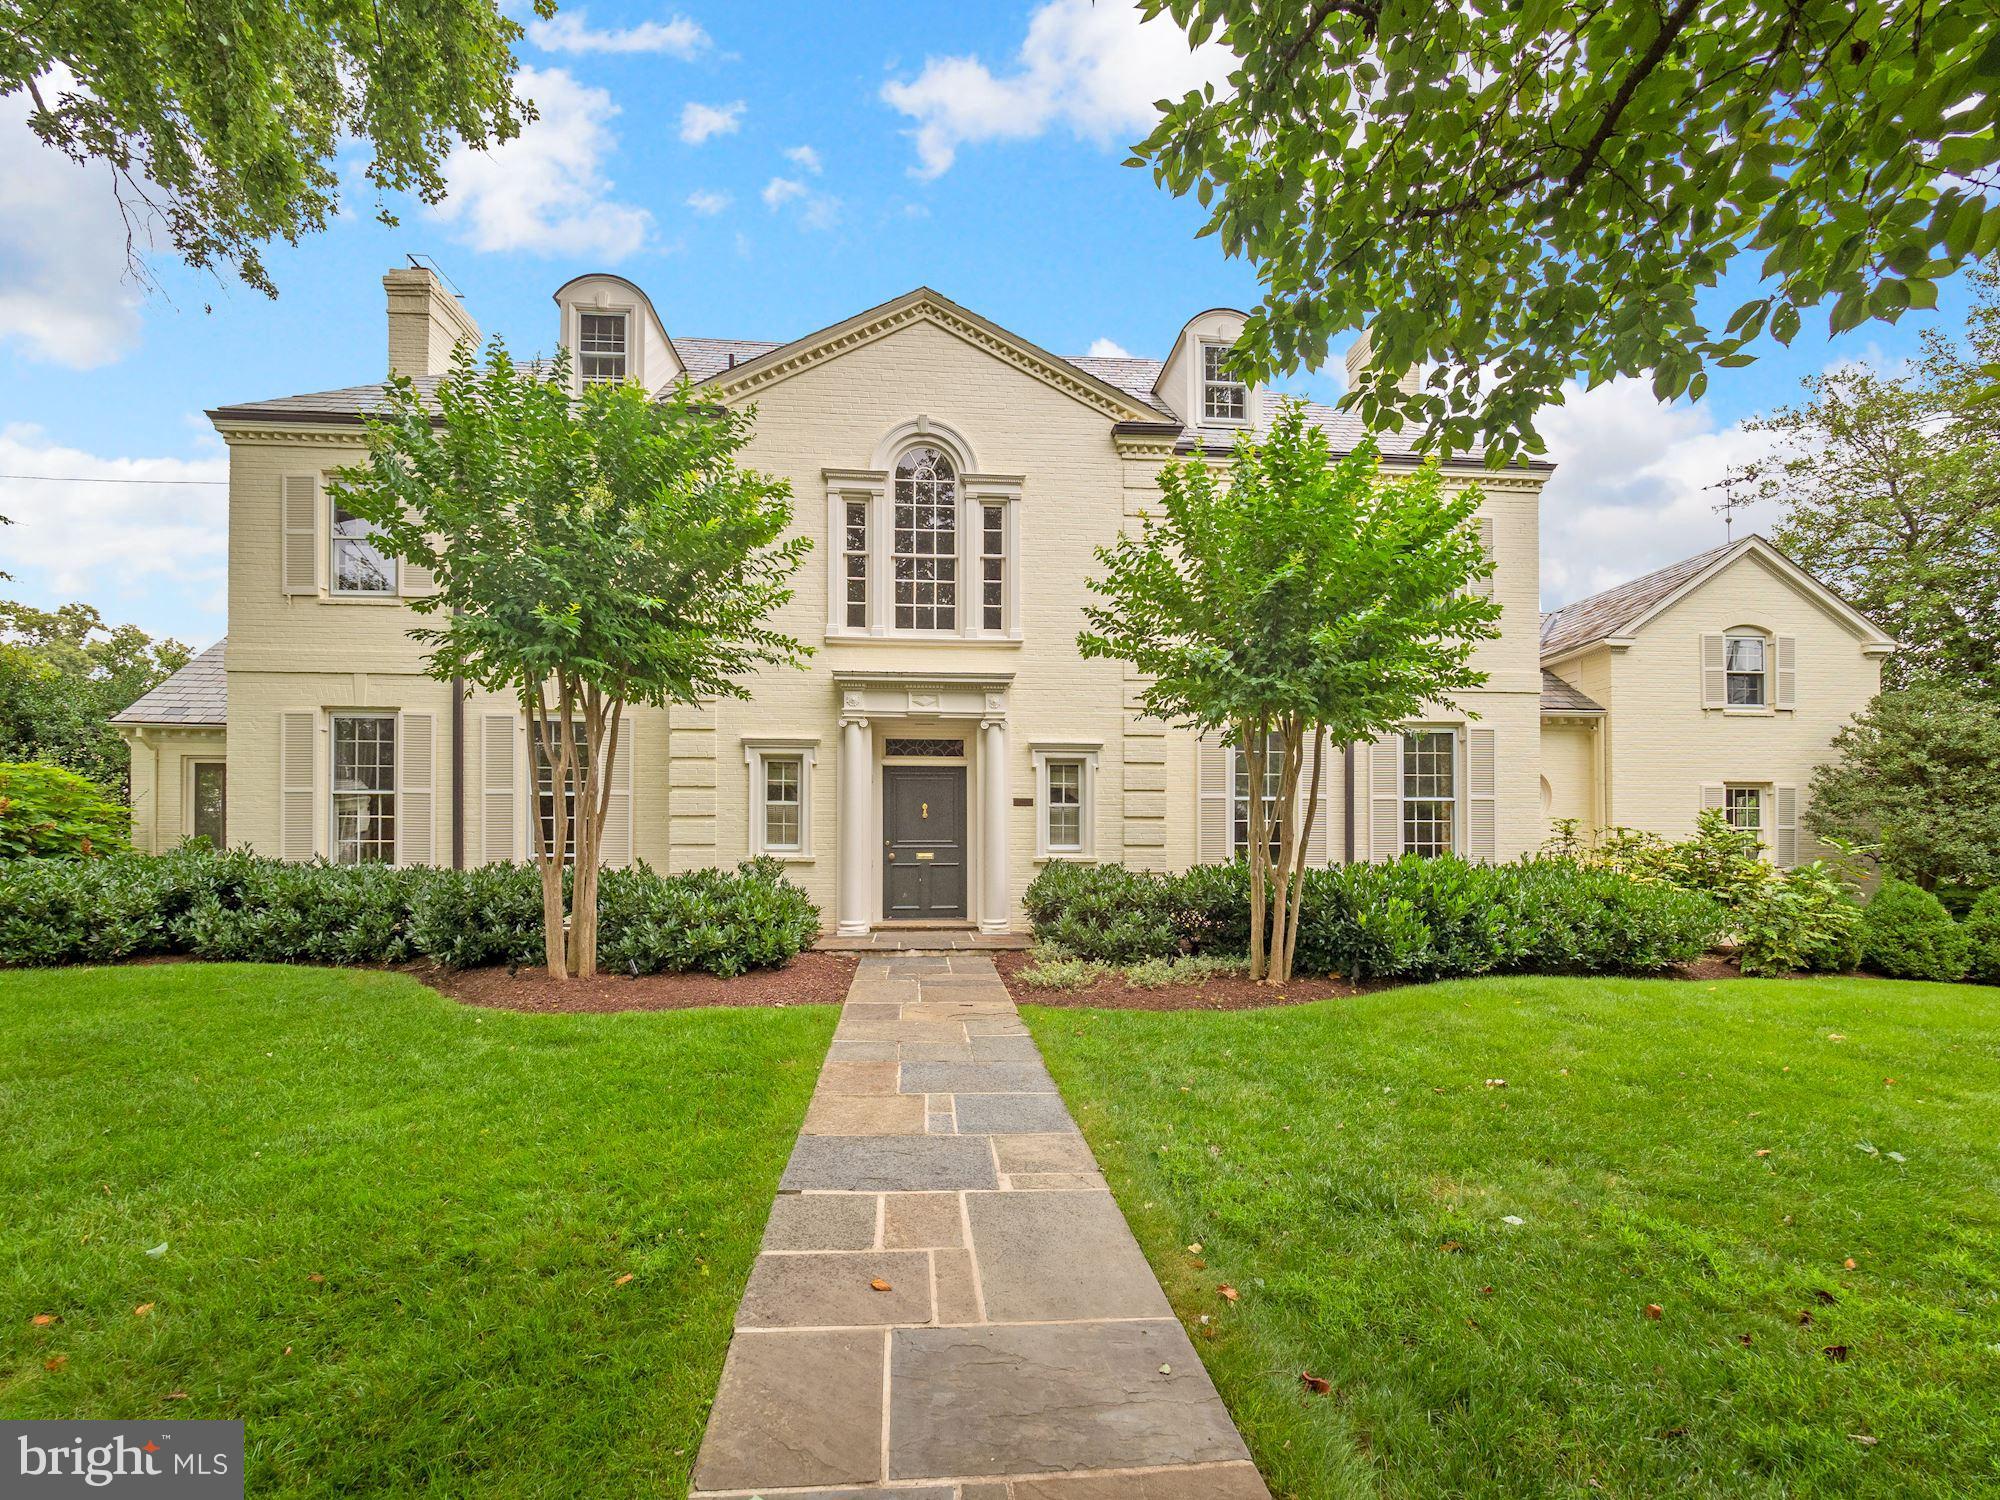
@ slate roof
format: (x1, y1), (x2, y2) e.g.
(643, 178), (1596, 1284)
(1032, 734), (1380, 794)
(1538, 540), (1738, 660)
(113, 638), (227, 726)
(1539, 668), (1604, 715)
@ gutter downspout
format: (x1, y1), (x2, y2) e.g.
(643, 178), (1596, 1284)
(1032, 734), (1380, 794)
(1342, 742), (1356, 865)
(451, 673), (466, 869)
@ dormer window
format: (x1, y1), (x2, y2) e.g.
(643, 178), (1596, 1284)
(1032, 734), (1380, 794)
(1202, 343), (1248, 423)
(578, 312), (629, 385)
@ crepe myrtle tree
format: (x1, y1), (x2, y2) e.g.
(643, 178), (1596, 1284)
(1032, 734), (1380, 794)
(1080, 400), (1500, 983)
(1134, 0), (2000, 461)
(331, 343), (811, 979)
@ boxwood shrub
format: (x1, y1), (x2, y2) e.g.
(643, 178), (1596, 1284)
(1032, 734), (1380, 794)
(1024, 855), (1726, 981)
(1859, 879), (1970, 982)
(0, 846), (822, 975)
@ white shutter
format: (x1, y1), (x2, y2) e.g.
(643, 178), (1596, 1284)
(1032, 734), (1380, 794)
(1370, 733), (1402, 863)
(397, 712), (436, 866)
(400, 556), (437, 597)
(282, 475), (318, 595)
(279, 710), (317, 861)
(1775, 634), (1797, 708)
(1466, 726), (1497, 863)
(599, 715), (634, 868)
(1197, 734), (1231, 863)
(1700, 783), (1727, 820)
(1471, 515), (1497, 598)
(1301, 735), (1331, 866)
(1774, 785), (1798, 866)
(482, 713), (518, 864)
(1700, 633), (1727, 707)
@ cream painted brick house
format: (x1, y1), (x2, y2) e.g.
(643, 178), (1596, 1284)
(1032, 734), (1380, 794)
(113, 267), (1892, 932)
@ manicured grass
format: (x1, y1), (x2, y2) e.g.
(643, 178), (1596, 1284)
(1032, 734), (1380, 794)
(1026, 977), (2000, 1498)
(0, 964), (834, 1497)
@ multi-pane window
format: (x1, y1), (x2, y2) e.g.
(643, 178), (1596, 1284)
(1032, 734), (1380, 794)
(1724, 786), (1764, 833)
(1232, 731), (1284, 859)
(331, 714), (396, 864)
(579, 312), (628, 385)
(1402, 730), (1456, 858)
(191, 762), (226, 848)
(982, 503), (1005, 632)
(763, 756), (803, 851)
(1725, 632), (1768, 705)
(533, 720), (590, 864)
(893, 445), (957, 631)
(843, 499), (868, 629)
(1046, 759), (1084, 851)
(1202, 343), (1247, 422)
(331, 504), (397, 594)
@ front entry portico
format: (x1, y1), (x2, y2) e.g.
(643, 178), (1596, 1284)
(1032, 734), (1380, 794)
(833, 671), (1013, 937)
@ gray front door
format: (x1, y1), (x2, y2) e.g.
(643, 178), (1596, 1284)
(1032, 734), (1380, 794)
(883, 765), (967, 919)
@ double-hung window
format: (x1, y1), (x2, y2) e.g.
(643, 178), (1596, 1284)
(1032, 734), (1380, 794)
(763, 755), (803, 852)
(1202, 344), (1248, 422)
(981, 503), (1006, 632)
(1402, 729), (1456, 858)
(578, 312), (629, 385)
(533, 720), (590, 864)
(843, 499), (869, 629)
(1046, 760), (1083, 852)
(190, 762), (226, 847)
(893, 445), (957, 631)
(1231, 731), (1284, 859)
(331, 505), (397, 594)
(1724, 785), (1764, 834)
(331, 714), (396, 864)
(1725, 632), (1768, 706)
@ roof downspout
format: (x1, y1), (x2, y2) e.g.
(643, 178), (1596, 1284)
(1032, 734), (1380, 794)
(1342, 741), (1356, 866)
(451, 673), (466, 870)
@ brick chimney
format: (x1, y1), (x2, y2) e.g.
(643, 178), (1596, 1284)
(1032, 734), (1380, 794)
(383, 265), (481, 378)
(1342, 325), (1423, 398)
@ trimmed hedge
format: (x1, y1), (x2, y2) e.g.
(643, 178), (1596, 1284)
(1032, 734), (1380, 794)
(1858, 879), (1970, 982)
(0, 845), (821, 975)
(1024, 855), (1726, 981)
(1964, 887), (2000, 985)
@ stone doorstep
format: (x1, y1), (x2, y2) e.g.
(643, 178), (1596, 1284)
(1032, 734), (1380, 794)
(694, 1463), (1268, 1499)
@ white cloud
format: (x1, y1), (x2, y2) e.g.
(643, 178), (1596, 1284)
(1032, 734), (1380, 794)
(680, 100), (745, 144)
(784, 144), (823, 174)
(0, 86), (147, 366)
(0, 424), (228, 640)
(762, 176), (839, 230)
(1537, 377), (1787, 608)
(761, 176), (807, 208)
(1086, 337), (1132, 358)
(881, 0), (1232, 177)
(434, 66), (650, 258)
(685, 189), (732, 216)
(528, 9), (708, 56)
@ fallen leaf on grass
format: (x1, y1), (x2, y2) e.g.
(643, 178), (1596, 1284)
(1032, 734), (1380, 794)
(1189, 1258), (1206, 1269)
(1644, 1304), (1664, 1320)
(613, 1274), (634, 1287)
(1798, 1310), (1814, 1327)
(1501, 1215), (1524, 1226)
(1484, 1079), (1507, 1089)
(165, 1392), (188, 1401)
(30, 1314), (59, 1327)
(1738, 1333), (1753, 1346)
(1187, 1243), (1202, 1254)
(1844, 1258), (1858, 1270)
(44, 1356), (67, 1372)
(307, 1273), (325, 1284)
(870, 1279), (893, 1293)
(1479, 1286), (1495, 1296)
(1812, 1289), (1839, 1306)
(1300, 1371), (1332, 1395)
(1848, 1433), (1877, 1445)
(1823, 1345), (1851, 1362)
(145, 1243), (167, 1258)
(1439, 1240), (1465, 1254)
(1755, 1149), (1772, 1158)
(133, 1304), (154, 1318)
(1217, 1284), (1240, 1302)
(1827, 1033), (1846, 1042)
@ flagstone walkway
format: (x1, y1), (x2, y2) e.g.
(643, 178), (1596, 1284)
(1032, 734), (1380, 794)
(690, 953), (1269, 1500)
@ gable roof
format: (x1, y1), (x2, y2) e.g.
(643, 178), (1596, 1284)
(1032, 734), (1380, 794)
(1539, 668), (1604, 715)
(1539, 535), (1894, 661)
(113, 639), (227, 726)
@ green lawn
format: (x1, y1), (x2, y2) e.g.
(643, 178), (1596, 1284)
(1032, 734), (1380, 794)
(0, 964), (834, 1497)
(1026, 976), (2000, 1499)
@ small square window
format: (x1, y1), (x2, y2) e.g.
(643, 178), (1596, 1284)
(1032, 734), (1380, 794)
(579, 312), (629, 385)
(1202, 344), (1248, 423)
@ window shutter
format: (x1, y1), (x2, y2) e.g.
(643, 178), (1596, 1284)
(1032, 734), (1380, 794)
(1471, 515), (1496, 598)
(1467, 726), (1497, 863)
(401, 552), (437, 597)
(1301, 736), (1331, 866)
(1370, 734), (1402, 863)
(1700, 633), (1727, 707)
(1775, 633), (1797, 708)
(1774, 784), (1798, 866)
(1197, 734), (1230, 863)
(599, 715), (634, 868)
(1700, 783), (1726, 818)
(282, 475), (318, 595)
(481, 713), (517, 864)
(397, 712), (436, 866)
(279, 710), (317, 861)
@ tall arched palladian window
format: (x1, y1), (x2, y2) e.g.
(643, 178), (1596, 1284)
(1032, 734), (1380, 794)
(893, 445), (958, 631)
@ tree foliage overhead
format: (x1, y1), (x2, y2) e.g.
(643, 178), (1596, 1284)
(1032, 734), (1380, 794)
(1, 0), (546, 293)
(332, 343), (810, 979)
(1079, 400), (1500, 982)
(1136, 0), (2000, 460)
(1805, 681), (2000, 892)
(1726, 263), (2000, 692)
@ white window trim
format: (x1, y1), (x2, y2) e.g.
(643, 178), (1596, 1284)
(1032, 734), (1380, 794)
(1722, 783), (1766, 834)
(329, 501), (399, 598)
(1226, 734), (1286, 860)
(1031, 742), (1099, 860)
(566, 302), (642, 391)
(821, 463), (1022, 645)
(1399, 725), (1461, 859)
(1199, 340), (1251, 427)
(1723, 628), (1771, 711)
(745, 738), (819, 860)
(329, 711), (398, 865)
(184, 757), (226, 846)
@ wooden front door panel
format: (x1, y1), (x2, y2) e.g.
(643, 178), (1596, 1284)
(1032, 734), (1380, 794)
(883, 765), (968, 919)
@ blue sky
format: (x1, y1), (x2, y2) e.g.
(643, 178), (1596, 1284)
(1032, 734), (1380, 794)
(0, 0), (1982, 647)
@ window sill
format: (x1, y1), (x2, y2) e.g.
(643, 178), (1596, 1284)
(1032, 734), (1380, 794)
(752, 851), (815, 864)
(1033, 852), (1094, 864)
(320, 593), (408, 606)
(824, 629), (1023, 648)
(1718, 707), (1778, 717)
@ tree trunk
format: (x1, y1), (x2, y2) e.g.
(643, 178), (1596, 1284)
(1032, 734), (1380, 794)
(525, 683), (569, 980)
(1264, 715), (1304, 985)
(1244, 717), (1268, 982)
(1275, 726), (1325, 984)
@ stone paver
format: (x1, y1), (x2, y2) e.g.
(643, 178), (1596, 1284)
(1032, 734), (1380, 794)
(692, 954), (1268, 1499)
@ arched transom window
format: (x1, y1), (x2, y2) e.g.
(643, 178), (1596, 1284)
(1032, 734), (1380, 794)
(894, 445), (957, 631)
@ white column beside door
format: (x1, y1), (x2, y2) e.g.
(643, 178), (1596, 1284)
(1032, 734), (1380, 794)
(979, 718), (1010, 934)
(837, 716), (871, 936)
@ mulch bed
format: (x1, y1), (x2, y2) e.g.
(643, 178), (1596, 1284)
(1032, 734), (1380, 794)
(992, 949), (1369, 1011)
(422, 950), (858, 1014)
